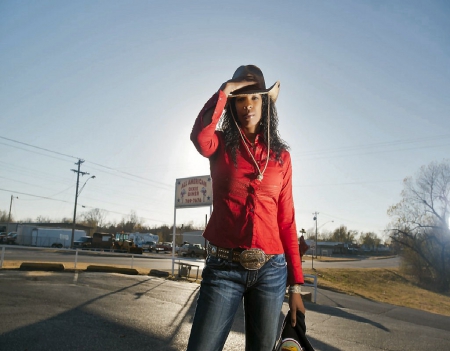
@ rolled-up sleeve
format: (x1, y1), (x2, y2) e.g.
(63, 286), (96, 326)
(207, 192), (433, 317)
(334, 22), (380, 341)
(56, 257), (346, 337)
(190, 90), (228, 158)
(278, 153), (304, 285)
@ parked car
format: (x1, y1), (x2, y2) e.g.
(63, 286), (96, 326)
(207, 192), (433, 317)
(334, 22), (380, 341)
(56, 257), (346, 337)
(5, 232), (17, 244)
(73, 236), (93, 249)
(178, 243), (206, 258)
(0, 232), (7, 243)
(140, 241), (156, 252)
(155, 242), (172, 253)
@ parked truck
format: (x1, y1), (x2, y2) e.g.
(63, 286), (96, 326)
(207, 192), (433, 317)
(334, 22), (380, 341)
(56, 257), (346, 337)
(73, 232), (114, 250)
(178, 243), (206, 258)
(112, 233), (143, 254)
(128, 232), (159, 249)
(16, 225), (85, 248)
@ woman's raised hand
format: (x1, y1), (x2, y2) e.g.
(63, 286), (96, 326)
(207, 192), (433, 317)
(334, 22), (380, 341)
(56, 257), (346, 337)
(220, 79), (257, 96)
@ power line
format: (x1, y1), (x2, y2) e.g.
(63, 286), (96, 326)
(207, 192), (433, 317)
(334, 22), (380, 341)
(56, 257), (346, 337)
(293, 179), (401, 187)
(78, 203), (166, 223)
(291, 134), (450, 158)
(0, 187), (73, 204)
(0, 135), (172, 189)
(86, 163), (172, 190)
(0, 136), (78, 160)
(0, 187), (166, 223)
(0, 141), (75, 163)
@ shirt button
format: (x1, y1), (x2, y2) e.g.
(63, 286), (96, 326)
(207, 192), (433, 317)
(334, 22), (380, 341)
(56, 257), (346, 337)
(250, 208), (254, 212)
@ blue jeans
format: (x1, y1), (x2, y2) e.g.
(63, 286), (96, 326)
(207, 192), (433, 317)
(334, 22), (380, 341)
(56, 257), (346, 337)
(186, 254), (287, 351)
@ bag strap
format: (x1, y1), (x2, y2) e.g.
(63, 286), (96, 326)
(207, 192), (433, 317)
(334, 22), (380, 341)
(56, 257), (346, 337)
(273, 313), (289, 351)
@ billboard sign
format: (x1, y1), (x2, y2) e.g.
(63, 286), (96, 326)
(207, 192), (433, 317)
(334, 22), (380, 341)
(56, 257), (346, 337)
(175, 175), (213, 208)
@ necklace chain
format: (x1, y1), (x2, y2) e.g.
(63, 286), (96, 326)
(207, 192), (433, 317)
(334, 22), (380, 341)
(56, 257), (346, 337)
(236, 127), (269, 180)
(230, 99), (271, 181)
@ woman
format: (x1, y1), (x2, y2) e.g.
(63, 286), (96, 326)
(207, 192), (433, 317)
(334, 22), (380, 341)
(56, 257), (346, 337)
(187, 65), (305, 351)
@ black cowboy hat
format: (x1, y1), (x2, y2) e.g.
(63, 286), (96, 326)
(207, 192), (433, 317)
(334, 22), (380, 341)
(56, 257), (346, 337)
(228, 65), (280, 102)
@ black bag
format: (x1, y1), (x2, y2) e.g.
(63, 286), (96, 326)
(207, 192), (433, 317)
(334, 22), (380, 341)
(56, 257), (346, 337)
(274, 310), (315, 351)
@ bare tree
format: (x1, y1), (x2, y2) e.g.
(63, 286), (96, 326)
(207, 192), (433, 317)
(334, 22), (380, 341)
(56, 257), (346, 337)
(117, 210), (142, 233)
(329, 225), (357, 243)
(359, 232), (381, 251)
(81, 208), (107, 230)
(305, 227), (315, 241)
(388, 159), (450, 292)
(35, 216), (52, 223)
(0, 209), (9, 222)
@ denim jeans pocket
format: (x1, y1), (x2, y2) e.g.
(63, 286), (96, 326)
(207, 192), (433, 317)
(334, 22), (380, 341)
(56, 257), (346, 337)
(205, 256), (229, 269)
(270, 254), (287, 268)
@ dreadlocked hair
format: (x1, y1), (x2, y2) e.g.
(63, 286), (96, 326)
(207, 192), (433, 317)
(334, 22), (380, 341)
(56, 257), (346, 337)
(218, 94), (289, 166)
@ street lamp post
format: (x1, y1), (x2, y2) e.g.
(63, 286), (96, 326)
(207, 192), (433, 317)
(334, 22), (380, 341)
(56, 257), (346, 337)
(71, 159), (95, 248)
(313, 212), (319, 258)
(313, 212), (334, 258)
(7, 195), (18, 233)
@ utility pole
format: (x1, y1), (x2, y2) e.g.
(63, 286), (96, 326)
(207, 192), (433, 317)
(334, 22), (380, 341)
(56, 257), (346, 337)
(7, 195), (18, 233)
(313, 212), (319, 258)
(71, 159), (89, 248)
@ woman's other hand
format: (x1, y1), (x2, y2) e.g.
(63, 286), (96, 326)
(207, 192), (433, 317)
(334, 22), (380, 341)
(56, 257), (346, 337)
(288, 292), (306, 327)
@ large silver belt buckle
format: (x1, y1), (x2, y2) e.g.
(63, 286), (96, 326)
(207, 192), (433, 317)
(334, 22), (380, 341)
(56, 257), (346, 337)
(240, 249), (266, 270)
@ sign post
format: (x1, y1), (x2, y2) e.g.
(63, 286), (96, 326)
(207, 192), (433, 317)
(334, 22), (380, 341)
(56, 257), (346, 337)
(172, 175), (213, 276)
(310, 242), (316, 269)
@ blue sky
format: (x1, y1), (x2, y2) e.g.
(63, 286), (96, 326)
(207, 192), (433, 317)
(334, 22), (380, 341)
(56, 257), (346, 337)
(1, 0), (449, 239)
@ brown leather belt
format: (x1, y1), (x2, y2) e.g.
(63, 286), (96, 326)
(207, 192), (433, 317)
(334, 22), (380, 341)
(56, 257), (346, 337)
(207, 244), (274, 270)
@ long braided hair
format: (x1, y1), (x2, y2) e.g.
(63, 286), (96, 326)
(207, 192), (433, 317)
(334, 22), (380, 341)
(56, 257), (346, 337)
(218, 94), (289, 166)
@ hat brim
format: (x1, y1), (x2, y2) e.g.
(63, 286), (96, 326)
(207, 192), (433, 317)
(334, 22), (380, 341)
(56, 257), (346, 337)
(228, 81), (280, 102)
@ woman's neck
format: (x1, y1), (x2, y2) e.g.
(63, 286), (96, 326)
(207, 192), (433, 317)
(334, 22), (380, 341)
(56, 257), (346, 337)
(244, 132), (257, 144)
(243, 126), (261, 144)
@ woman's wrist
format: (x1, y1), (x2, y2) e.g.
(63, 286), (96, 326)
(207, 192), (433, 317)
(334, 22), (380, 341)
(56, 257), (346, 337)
(288, 284), (302, 294)
(220, 82), (234, 96)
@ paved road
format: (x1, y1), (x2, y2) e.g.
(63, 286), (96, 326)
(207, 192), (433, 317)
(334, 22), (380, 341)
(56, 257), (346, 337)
(304, 255), (401, 269)
(0, 270), (448, 351)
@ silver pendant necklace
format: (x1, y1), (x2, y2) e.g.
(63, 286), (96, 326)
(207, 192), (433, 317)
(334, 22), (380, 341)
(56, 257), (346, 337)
(231, 98), (271, 181)
(238, 133), (268, 181)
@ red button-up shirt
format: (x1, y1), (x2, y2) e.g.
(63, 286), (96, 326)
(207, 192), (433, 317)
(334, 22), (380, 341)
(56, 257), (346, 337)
(190, 90), (303, 285)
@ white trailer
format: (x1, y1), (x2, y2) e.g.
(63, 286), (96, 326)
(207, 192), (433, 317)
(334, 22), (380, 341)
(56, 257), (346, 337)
(16, 225), (85, 248)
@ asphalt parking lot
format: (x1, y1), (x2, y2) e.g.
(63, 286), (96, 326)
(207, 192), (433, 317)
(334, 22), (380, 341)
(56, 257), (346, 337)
(0, 269), (449, 351)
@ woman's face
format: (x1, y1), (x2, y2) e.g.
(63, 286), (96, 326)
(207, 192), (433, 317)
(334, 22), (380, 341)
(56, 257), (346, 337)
(234, 94), (263, 134)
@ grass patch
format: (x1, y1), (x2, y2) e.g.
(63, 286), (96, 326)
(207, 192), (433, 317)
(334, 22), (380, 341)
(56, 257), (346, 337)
(303, 267), (450, 316)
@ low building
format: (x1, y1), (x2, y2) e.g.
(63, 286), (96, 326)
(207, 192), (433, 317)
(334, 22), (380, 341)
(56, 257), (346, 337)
(0, 222), (93, 236)
(182, 230), (207, 247)
(305, 241), (348, 256)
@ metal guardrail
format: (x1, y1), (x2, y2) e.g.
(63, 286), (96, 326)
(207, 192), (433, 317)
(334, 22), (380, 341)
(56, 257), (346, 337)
(1, 245), (318, 302)
(0, 245), (198, 274)
(0, 245), (158, 270)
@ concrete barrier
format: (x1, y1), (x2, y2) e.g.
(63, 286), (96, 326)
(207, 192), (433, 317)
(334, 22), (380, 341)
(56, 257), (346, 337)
(149, 269), (170, 278)
(20, 262), (65, 271)
(86, 265), (138, 275)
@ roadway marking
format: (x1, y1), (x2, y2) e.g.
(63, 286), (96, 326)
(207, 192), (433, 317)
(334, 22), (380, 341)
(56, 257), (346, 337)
(73, 272), (79, 284)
